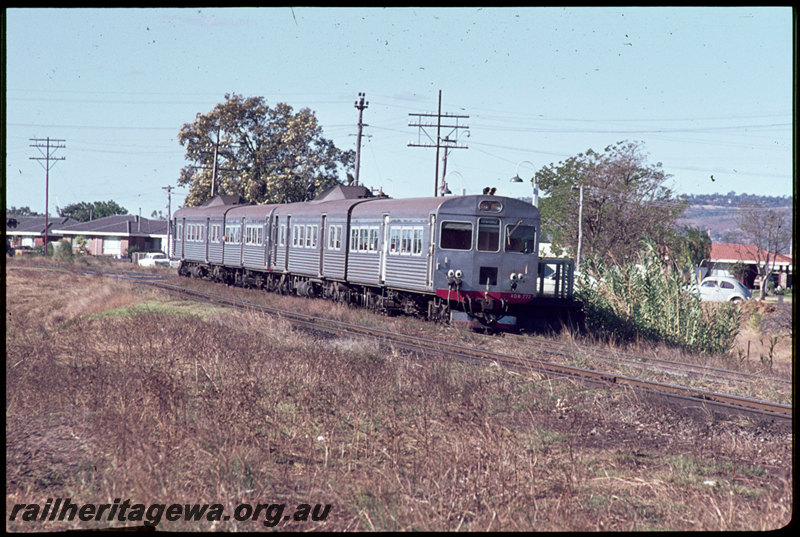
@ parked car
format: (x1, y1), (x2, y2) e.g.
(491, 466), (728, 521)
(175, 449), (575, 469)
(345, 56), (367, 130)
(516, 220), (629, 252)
(696, 276), (752, 302)
(137, 252), (170, 268)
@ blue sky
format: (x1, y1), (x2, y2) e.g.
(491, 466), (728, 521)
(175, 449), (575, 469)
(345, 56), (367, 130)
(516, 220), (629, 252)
(5, 7), (793, 217)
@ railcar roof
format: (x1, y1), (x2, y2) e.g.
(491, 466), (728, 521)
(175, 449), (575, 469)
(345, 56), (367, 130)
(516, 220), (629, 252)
(350, 195), (539, 219)
(173, 204), (246, 218)
(173, 194), (539, 220)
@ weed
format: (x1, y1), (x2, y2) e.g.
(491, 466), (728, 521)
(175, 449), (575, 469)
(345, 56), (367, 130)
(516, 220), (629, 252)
(5, 263), (793, 532)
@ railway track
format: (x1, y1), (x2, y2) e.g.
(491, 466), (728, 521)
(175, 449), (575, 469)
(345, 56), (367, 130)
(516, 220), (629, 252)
(503, 332), (791, 389)
(142, 276), (792, 427)
(10, 262), (793, 427)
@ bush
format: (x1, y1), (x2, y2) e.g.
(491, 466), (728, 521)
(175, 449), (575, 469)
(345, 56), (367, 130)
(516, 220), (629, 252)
(53, 239), (74, 263)
(127, 245), (141, 260)
(576, 241), (741, 355)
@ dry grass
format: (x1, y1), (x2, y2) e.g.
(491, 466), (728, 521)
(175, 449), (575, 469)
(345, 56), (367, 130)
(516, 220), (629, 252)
(5, 261), (794, 531)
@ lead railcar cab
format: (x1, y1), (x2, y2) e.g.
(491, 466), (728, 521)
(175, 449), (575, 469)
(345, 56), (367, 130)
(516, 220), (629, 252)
(173, 187), (581, 332)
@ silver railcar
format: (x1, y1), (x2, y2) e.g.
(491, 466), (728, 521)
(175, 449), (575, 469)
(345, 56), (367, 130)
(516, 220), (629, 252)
(174, 186), (581, 331)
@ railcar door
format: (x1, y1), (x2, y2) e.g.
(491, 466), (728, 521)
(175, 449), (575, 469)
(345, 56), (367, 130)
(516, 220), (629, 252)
(426, 214), (436, 287)
(205, 217), (210, 263)
(284, 216), (291, 272)
(263, 215), (272, 268)
(379, 214), (389, 283)
(178, 217), (185, 259)
(319, 214), (327, 276)
(272, 216), (279, 269)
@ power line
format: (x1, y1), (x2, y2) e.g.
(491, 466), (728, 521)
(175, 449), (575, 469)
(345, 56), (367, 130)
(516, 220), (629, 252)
(408, 90), (469, 196)
(29, 137), (66, 255)
(352, 92), (369, 186)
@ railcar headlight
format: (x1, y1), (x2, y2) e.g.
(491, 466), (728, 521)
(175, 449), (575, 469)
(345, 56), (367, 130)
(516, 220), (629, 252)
(448, 269), (455, 278)
(517, 273), (525, 282)
(454, 270), (463, 279)
(510, 273), (518, 281)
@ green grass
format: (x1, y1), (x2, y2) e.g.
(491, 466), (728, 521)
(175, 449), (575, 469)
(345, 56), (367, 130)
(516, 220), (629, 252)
(90, 299), (229, 319)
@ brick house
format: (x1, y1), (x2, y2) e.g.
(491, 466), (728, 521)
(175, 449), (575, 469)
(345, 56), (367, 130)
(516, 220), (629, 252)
(52, 215), (169, 258)
(703, 243), (793, 289)
(5, 215), (77, 250)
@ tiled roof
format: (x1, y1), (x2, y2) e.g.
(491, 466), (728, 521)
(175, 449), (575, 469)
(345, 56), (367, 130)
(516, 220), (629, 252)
(710, 243), (792, 264)
(54, 215), (168, 236)
(5, 215), (77, 234)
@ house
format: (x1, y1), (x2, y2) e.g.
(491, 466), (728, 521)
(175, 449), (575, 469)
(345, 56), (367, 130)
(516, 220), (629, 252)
(703, 243), (793, 289)
(5, 215), (78, 250)
(52, 215), (169, 258)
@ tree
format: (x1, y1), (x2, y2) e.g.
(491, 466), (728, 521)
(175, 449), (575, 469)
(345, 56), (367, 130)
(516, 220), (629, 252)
(7, 206), (43, 216)
(177, 93), (355, 207)
(535, 141), (687, 266)
(735, 202), (791, 300)
(59, 200), (128, 222)
(663, 225), (712, 272)
(74, 235), (88, 254)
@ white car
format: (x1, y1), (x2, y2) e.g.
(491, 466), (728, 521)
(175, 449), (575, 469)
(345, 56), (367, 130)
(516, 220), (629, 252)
(138, 252), (170, 268)
(697, 276), (752, 302)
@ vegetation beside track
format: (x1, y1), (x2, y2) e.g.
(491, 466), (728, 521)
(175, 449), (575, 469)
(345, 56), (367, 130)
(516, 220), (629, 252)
(5, 263), (793, 531)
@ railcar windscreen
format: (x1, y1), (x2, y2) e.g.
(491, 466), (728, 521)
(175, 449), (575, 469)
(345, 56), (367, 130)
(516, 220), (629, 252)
(440, 221), (473, 251)
(477, 218), (500, 252)
(505, 223), (536, 254)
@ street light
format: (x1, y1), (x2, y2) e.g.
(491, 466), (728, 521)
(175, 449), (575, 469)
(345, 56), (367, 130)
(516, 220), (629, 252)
(510, 160), (538, 207)
(572, 185), (586, 271)
(443, 170), (464, 196)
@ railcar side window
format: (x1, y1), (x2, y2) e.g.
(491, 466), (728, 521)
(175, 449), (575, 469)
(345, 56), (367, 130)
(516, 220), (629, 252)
(328, 224), (342, 250)
(412, 228), (423, 255)
(245, 225), (263, 246)
(349, 226), (380, 253)
(210, 224), (221, 243)
(368, 228), (378, 251)
(389, 226), (424, 255)
(477, 218), (500, 252)
(505, 223), (536, 254)
(440, 221), (473, 251)
(187, 224), (205, 242)
(305, 225), (313, 248)
(224, 225), (241, 244)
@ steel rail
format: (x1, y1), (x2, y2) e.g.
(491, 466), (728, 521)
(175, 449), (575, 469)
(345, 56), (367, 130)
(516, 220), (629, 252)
(11, 263), (790, 425)
(143, 279), (791, 426)
(504, 332), (791, 386)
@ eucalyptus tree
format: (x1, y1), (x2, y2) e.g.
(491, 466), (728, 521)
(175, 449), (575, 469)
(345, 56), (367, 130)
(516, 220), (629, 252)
(178, 93), (355, 206)
(535, 140), (687, 267)
(735, 202), (791, 300)
(59, 200), (128, 222)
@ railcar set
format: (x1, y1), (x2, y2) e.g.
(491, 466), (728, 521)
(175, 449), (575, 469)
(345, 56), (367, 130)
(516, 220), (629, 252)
(173, 185), (583, 332)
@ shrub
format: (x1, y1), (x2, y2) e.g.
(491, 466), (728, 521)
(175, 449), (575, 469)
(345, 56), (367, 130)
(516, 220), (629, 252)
(127, 244), (141, 260)
(53, 239), (74, 263)
(576, 241), (741, 355)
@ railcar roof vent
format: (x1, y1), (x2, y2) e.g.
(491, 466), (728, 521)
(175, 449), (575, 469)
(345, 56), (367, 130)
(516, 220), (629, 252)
(312, 185), (374, 202)
(202, 194), (246, 207)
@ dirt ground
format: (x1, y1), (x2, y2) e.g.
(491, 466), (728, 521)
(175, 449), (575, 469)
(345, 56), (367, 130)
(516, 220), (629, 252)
(4, 263), (795, 531)
(733, 300), (793, 378)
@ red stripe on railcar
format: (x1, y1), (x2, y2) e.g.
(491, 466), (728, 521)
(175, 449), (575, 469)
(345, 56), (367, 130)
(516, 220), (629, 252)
(435, 289), (535, 304)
